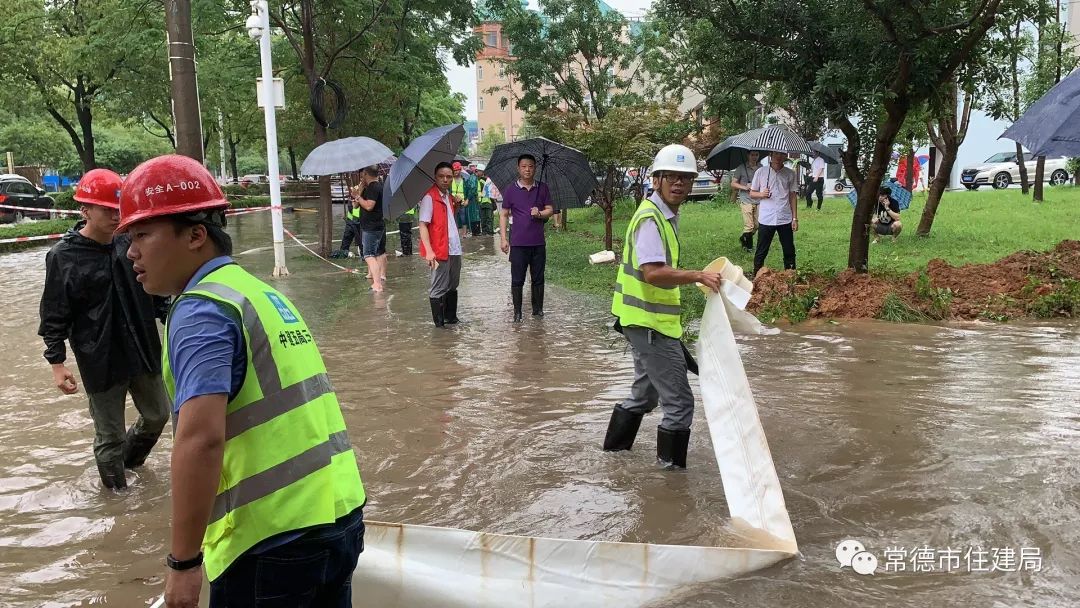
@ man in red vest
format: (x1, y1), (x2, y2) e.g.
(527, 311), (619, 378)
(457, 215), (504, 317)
(418, 162), (463, 327)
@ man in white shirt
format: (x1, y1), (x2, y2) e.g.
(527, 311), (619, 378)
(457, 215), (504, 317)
(750, 151), (799, 277)
(806, 150), (827, 210)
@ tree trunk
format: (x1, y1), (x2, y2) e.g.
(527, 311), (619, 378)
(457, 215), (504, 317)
(228, 138), (240, 183)
(904, 149), (916, 191)
(1014, 142), (1029, 193)
(1033, 155), (1046, 201)
(603, 203), (613, 251)
(918, 149), (957, 236)
(849, 110), (906, 272)
(288, 146), (299, 179)
(314, 121), (332, 256)
(75, 88), (97, 172)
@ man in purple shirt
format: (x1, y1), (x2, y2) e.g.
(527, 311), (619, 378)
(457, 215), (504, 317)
(499, 154), (554, 322)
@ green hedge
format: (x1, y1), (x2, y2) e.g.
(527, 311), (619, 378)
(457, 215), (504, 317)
(0, 218), (78, 253)
(51, 189), (77, 210)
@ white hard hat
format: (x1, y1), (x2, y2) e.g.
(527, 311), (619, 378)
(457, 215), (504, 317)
(650, 144), (697, 175)
(476, 163), (486, 171)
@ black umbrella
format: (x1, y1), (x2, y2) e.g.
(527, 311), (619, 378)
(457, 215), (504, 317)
(1000, 68), (1080, 157)
(383, 124), (465, 220)
(808, 141), (841, 164)
(485, 137), (597, 210)
(705, 135), (767, 171)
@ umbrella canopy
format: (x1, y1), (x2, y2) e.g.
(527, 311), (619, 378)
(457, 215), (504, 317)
(807, 141), (841, 164)
(300, 137), (394, 176)
(1000, 69), (1080, 157)
(726, 125), (812, 156)
(705, 135), (767, 171)
(383, 124), (465, 219)
(848, 180), (913, 210)
(484, 137), (597, 210)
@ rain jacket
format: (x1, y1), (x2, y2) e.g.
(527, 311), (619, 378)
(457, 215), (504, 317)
(38, 221), (170, 394)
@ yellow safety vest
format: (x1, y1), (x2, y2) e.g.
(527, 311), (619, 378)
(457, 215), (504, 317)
(451, 177), (465, 201)
(611, 198), (683, 339)
(163, 263), (366, 581)
(346, 201), (361, 221)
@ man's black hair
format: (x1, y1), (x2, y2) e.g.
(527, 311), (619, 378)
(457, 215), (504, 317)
(518, 154), (537, 165)
(171, 210), (233, 256)
(434, 161), (454, 173)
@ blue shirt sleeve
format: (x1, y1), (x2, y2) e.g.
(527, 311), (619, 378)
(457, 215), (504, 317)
(167, 296), (246, 413)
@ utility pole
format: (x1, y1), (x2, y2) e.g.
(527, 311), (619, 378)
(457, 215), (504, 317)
(165, 0), (205, 161)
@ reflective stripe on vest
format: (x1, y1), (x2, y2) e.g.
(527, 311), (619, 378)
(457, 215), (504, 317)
(346, 203), (361, 221)
(162, 263), (366, 581)
(610, 199), (683, 338)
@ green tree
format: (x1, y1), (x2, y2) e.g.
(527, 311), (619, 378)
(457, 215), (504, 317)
(650, 0), (1017, 272)
(0, 0), (161, 171)
(475, 126), (506, 158)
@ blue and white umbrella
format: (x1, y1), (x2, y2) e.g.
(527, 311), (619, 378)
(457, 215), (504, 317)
(848, 180), (913, 210)
(300, 136), (394, 176)
(383, 124), (465, 220)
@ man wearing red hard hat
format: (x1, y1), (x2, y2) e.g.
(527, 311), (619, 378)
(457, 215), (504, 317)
(118, 155), (366, 607)
(38, 168), (172, 490)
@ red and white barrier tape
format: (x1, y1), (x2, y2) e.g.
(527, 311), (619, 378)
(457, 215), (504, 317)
(283, 229), (364, 276)
(225, 206), (276, 216)
(0, 232), (65, 245)
(0, 204), (82, 215)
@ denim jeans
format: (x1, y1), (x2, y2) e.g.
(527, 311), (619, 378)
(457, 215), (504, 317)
(208, 508), (365, 607)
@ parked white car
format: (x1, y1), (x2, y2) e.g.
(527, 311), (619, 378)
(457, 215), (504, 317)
(960, 152), (1071, 190)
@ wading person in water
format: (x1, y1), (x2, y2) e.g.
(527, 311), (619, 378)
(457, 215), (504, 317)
(603, 145), (722, 469)
(120, 155), (366, 607)
(419, 162), (464, 327)
(38, 168), (171, 489)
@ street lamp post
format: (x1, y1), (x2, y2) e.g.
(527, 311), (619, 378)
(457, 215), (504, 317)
(246, 0), (289, 277)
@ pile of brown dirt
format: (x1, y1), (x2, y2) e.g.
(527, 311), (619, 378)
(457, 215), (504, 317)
(813, 270), (893, 319)
(747, 240), (1080, 323)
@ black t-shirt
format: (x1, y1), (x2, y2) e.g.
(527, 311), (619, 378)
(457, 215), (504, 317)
(358, 181), (385, 231)
(876, 198), (900, 225)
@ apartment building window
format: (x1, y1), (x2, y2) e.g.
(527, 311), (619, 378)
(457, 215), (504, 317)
(479, 97), (485, 112)
(498, 68), (506, 80)
(486, 32), (497, 48)
(477, 65), (483, 80)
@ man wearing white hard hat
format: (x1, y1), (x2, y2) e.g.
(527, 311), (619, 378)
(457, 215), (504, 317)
(603, 144), (723, 469)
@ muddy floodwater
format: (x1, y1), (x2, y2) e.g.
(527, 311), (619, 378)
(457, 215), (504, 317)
(1, 210), (1078, 607)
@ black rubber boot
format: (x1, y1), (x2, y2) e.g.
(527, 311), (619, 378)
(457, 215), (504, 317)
(445, 290), (460, 324)
(602, 405), (644, 451)
(656, 427), (690, 469)
(122, 428), (161, 469)
(97, 460), (127, 489)
(740, 232), (754, 252)
(429, 297), (446, 327)
(512, 285), (524, 322)
(531, 283), (545, 317)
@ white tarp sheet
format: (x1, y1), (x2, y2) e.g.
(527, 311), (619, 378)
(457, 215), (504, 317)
(350, 273), (798, 607)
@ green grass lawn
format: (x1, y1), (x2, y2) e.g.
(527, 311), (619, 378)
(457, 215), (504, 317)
(547, 186), (1080, 322)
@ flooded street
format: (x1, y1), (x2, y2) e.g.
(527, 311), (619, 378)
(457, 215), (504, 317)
(2, 210), (1078, 607)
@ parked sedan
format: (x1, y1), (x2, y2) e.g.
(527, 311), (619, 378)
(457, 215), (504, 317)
(960, 152), (1071, 190)
(690, 171), (723, 199)
(0, 175), (54, 222)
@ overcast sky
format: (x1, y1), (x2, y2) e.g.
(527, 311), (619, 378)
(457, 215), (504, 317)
(445, 0), (653, 121)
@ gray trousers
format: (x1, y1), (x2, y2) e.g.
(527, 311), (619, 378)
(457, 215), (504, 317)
(87, 372), (171, 466)
(429, 255), (462, 298)
(619, 326), (695, 432)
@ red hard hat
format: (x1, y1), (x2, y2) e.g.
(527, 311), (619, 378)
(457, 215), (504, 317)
(118, 155), (229, 233)
(452, 162), (462, 171)
(74, 169), (123, 209)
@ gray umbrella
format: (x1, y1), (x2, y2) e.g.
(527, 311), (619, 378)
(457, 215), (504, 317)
(383, 124), (465, 219)
(1000, 68), (1080, 156)
(808, 141), (841, 164)
(484, 137), (597, 210)
(300, 137), (395, 176)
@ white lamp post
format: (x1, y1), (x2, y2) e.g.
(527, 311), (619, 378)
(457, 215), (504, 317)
(246, 0), (288, 277)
